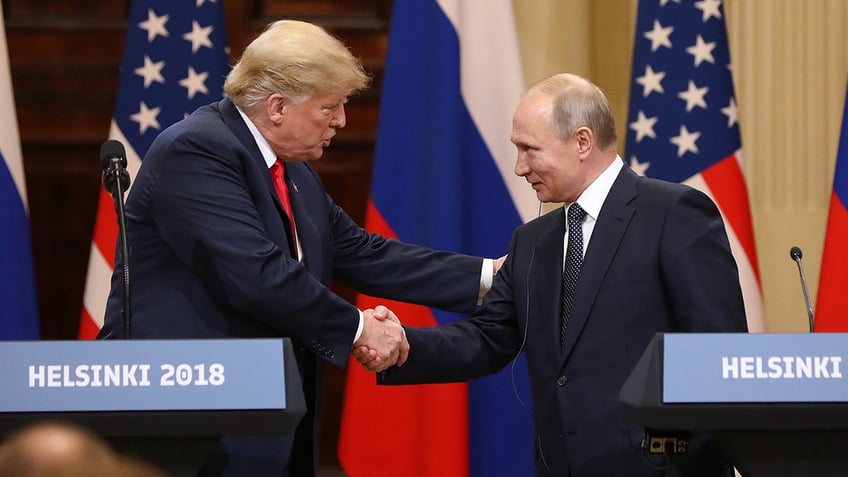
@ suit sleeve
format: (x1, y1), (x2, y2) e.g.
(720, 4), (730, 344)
(379, 228), (526, 384)
(658, 187), (748, 333)
(316, 173), (484, 313)
(143, 127), (359, 365)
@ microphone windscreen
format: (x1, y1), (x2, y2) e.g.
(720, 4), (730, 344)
(100, 139), (127, 169)
(790, 246), (803, 261)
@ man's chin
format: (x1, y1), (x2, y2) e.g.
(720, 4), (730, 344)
(306, 148), (325, 161)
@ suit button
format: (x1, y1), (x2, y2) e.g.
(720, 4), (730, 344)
(556, 376), (567, 386)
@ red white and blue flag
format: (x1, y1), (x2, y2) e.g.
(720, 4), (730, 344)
(79, 0), (229, 338)
(625, 0), (766, 332)
(338, 0), (539, 475)
(0, 6), (39, 340)
(815, 84), (848, 332)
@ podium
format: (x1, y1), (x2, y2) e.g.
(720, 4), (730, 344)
(619, 333), (848, 477)
(0, 338), (305, 476)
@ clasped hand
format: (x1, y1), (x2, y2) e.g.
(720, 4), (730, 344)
(351, 305), (408, 373)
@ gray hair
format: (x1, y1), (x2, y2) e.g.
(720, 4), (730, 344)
(526, 73), (617, 150)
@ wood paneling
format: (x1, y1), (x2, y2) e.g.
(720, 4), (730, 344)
(6, 0), (392, 472)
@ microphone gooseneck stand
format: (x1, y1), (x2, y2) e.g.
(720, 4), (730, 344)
(101, 140), (132, 339)
(789, 246), (815, 333)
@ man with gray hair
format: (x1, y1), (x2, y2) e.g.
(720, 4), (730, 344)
(365, 73), (747, 476)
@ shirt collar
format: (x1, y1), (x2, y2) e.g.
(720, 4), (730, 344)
(568, 155), (624, 221)
(236, 106), (277, 169)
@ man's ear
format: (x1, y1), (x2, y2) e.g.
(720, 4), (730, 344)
(574, 126), (593, 156)
(266, 93), (287, 124)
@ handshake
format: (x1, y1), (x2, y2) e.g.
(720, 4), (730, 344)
(351, 305), (409, 373)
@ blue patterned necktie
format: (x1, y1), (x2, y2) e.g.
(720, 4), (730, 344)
(561, 203), (586, 348)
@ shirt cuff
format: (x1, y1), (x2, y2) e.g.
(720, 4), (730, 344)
(353, 309), (364, 344)
(479, 258), (494, 305)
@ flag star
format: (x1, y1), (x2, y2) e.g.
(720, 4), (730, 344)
(196, 0), (217, 6)
(138, 9), (169, 43)
(678, 80), (709, 112)
(695, 0), (723, 22)
(643, 20), (674, 52)
(670, 125), (701, 157)
(629, 156), (651, 176)
(130, 101), (161, 134)
(636, 65), (666, 97)
(721, 97), (739, 127)
(183, 21), (214, 53)
(686, 35), (717, 67)
(134, 55), (166, 88)
(660, 0), (681, 5)
(629, 111), (658, 142)
(179, 66), (209, 99)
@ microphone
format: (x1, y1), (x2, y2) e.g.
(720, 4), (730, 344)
(100, 139), (132, 339)
(100, 139), (129, 195)
(789, 246), (815, 332)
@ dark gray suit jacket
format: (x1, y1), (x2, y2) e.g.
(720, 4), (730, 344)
(382, 164), (748, 477)
(99, 97), (484, 476)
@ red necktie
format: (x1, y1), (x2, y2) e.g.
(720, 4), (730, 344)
(270, 159), (298, 248)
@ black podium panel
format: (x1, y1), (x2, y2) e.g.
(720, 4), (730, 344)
(619, 333), (848, 477)
(0, 338), (306, 476)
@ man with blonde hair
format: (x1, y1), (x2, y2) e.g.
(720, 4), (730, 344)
(99, 20), (499, 477)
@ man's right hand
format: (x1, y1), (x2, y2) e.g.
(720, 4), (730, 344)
(352, 305), (409, 373)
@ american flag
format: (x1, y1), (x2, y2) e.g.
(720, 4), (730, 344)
(624, 0), (766, 332)
(79, 0), (229, 338)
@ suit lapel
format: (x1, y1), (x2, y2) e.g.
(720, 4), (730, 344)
(529, 209), (568, 361)
(285, 163), (321, 275)
(219, 97), (301, 259)
(560, 167), (638, 364)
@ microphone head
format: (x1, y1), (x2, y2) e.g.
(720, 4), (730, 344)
(790, 246), (803, 261)
(100, 139), (127, 169)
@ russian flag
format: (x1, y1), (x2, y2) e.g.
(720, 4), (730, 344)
(0, 8), (39, 340)
(338, 0), (538, 475)
(815, 83), (848, 332)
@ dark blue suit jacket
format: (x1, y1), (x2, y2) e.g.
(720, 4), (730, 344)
(382, 164), (748, 477)
(99, 98), (484, 476)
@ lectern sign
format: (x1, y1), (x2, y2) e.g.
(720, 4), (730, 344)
(0, 339), (287, 412)
(663, 333), (847, 403)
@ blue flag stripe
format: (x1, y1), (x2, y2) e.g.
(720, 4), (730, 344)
(370, 1), (534, 475)
(0, 7), (39, 340)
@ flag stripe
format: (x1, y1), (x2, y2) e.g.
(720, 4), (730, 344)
(0, 2), (39, 340)
(815, 84), (848, 332)
(436, 0), (536, 223)
(80, 242), (112, 336)
(92, 190), (119, 266)
(340, 0), (536, 475)
(0, 9), (27, 211)
(339, 199), (469, 476)
(686, 172), (766, 333)
(816, 193), (848, 331)
(701, 153), (760, 281)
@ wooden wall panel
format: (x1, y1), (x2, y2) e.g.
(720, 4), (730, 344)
(6, 0), (392, 473)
